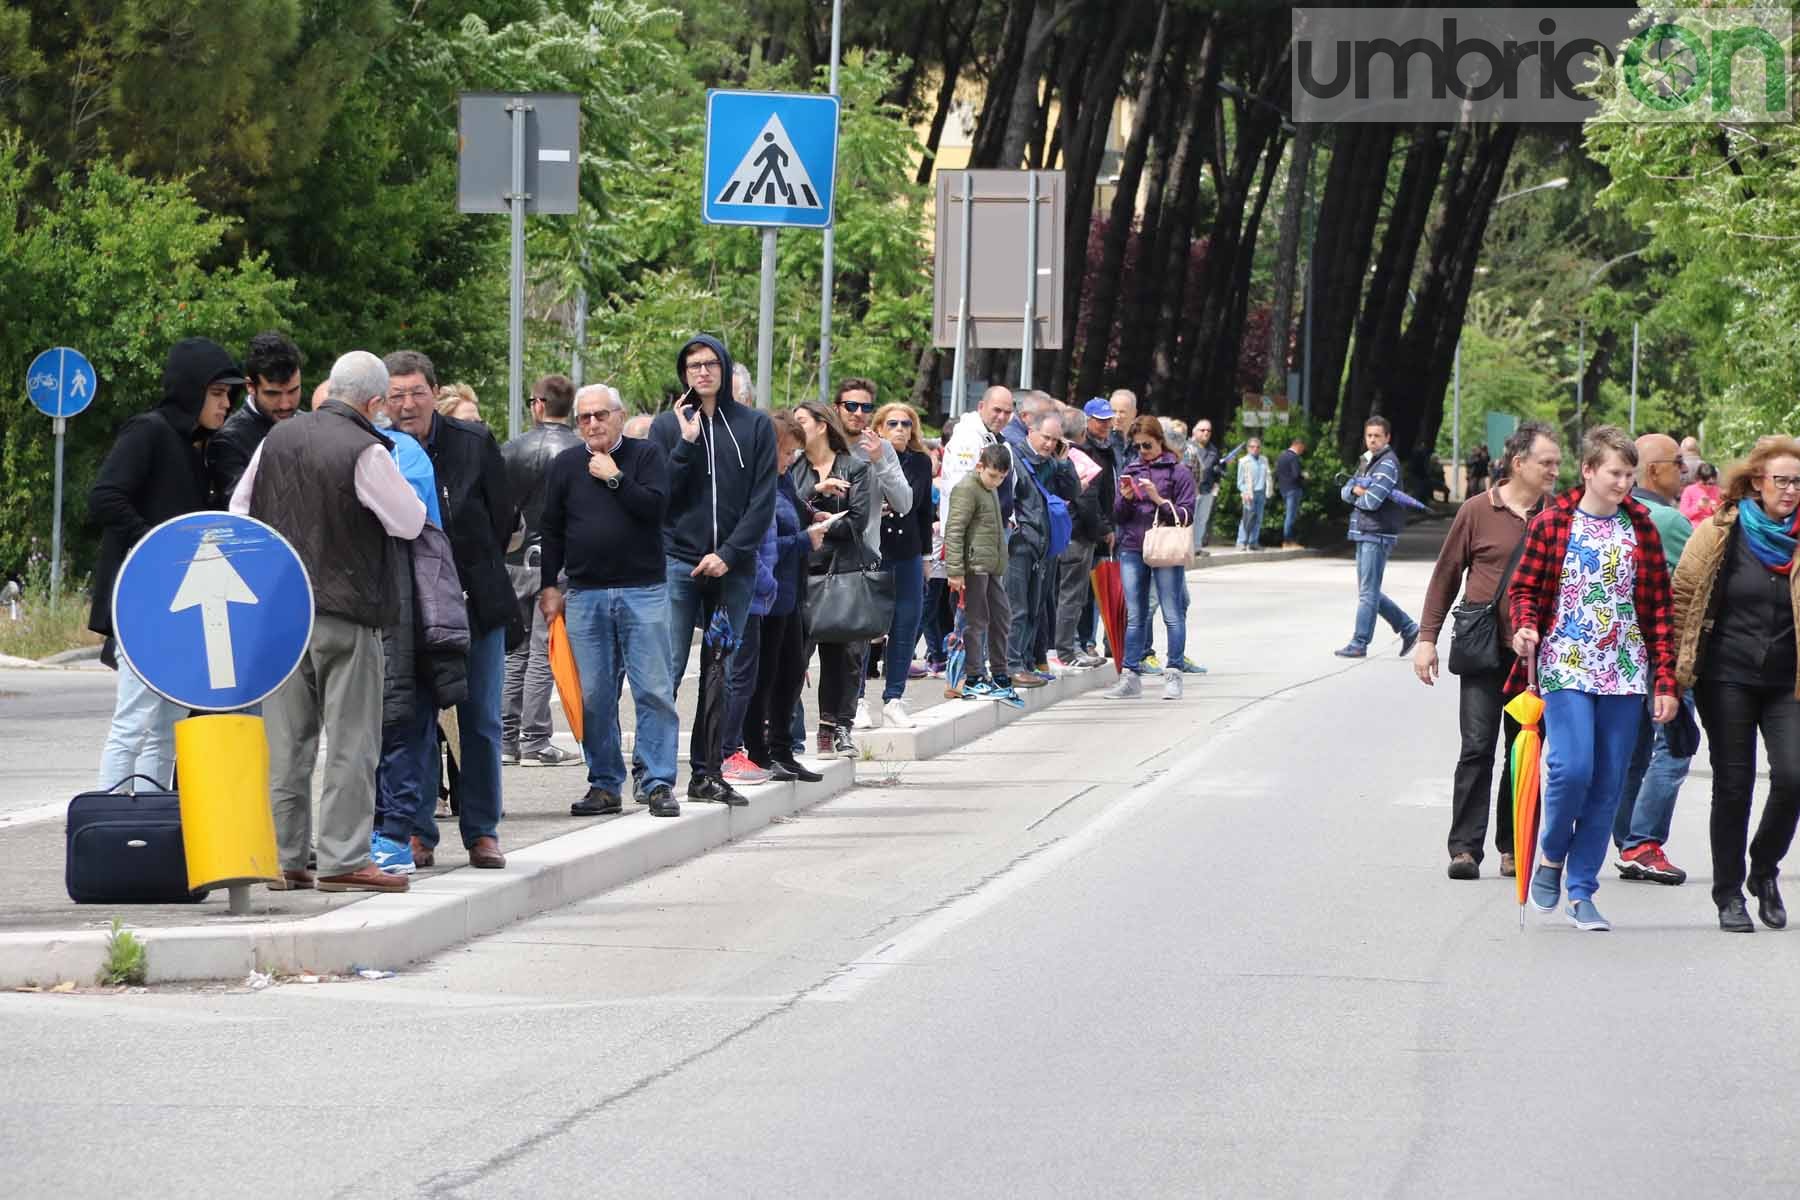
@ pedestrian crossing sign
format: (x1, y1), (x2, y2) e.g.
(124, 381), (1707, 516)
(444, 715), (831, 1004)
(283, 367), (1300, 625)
(703, 90), (840, 229)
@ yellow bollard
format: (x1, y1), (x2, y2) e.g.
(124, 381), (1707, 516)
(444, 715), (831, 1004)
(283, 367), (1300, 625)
(174, 714), (280, 914)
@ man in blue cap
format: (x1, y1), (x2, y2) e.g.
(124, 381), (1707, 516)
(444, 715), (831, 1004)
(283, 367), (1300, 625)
(1051, 397), (1120, 669)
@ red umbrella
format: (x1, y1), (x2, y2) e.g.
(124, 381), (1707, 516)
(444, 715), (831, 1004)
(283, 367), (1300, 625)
(1091, 560), (1127, 674)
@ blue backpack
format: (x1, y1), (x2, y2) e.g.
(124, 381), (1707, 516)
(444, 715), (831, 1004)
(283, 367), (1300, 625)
(1024, 457), (1073, 559)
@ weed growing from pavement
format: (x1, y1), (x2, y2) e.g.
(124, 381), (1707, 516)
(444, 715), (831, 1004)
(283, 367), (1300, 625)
(101, 919), (147, 986)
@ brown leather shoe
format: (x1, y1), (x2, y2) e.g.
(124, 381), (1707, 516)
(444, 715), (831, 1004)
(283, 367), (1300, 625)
(317, 864), (409, 893)
(468, 836), (506, 869)
(267, 869), (315, 891)
(409, 837), (435, 869)
(1500, 852), (1517, 878)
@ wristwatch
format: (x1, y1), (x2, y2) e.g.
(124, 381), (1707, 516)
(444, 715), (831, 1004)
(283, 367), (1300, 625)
(604, 473), (621, 490)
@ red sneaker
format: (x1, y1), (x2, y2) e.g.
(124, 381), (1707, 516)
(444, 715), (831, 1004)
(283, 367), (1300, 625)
(1617, 841), (1687, 885)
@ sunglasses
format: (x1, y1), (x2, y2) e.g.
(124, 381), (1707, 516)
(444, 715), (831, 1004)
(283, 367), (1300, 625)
(1134, 441), (1159, 451)
(576, 411), (615, 423)
(884, 419), (913, 430)
(840, 400), (876, 414)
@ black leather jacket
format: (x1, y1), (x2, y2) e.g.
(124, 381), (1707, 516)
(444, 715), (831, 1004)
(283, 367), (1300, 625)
(501, 420), (582, 564)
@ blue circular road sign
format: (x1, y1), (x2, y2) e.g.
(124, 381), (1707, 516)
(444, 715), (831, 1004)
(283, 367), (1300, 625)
(26, 347), (98, 418)
(112, 513), (315, 712)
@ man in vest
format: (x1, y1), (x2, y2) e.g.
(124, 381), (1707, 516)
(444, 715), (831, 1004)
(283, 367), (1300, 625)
(229, 351), (427, 893)
(1335, 416), (1420, 659)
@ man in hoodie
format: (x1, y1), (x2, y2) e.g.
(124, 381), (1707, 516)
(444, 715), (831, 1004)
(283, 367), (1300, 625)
(90, 337), (242, 790)
(208, 331), (304, 503)
(649, 335), (777, 806)
(835, 377), (912, 729)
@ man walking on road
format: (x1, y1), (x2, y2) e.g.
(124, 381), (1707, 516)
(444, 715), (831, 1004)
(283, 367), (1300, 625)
(540, 385), (681, 819)
(650, 334), (777, 807)
(208, 330), (304, 503)
(1276, 437), (1307, 549)
(232, 351), (426, 893)
(386, 350), (516, 870)
(1336, 417), (1420, 659)
(500, 373), (582, 768)
(1613, 431), (1696, 885)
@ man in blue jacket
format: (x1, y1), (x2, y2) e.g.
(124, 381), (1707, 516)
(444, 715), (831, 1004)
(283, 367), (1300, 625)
(1336, 416), (1420, 659)
(649, 335), (777, 806)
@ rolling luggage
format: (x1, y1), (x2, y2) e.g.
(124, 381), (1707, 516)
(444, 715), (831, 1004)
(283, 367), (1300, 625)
(65, 776), (209, 904)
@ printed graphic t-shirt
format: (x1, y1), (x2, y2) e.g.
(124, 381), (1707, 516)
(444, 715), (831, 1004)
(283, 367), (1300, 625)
(1538, 508), (1649, 696)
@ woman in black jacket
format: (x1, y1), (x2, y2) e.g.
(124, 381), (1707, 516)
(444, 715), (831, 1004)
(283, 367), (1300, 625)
(789, 401), (871, 758)
(870, 402), (934, 728)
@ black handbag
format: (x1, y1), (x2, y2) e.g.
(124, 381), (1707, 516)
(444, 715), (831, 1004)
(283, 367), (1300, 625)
(1447, 533), (1529, 677)
(66, 776), (210, 904)
(804, 536), (896, 644)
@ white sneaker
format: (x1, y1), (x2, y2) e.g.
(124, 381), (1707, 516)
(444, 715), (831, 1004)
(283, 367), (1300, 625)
(1103, 672), (1143, 700)
(1163, 669), (1183, 701)
(882, 699), (914, 729)
(854, 699), (881, 729)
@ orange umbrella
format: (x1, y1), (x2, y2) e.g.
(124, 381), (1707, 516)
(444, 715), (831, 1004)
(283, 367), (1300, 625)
(1091, 560), (1127, 674)
(1503, 659), (1545, 928)
(547, 613), (584, 744)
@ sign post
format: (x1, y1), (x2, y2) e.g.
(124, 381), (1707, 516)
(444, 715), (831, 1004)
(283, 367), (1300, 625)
(818, 0), (845, 406)
(26, 346), (98, 609)
(703, 90), (842, 410)
(458, 92), (582, 440)
(113, 513), (314, 915)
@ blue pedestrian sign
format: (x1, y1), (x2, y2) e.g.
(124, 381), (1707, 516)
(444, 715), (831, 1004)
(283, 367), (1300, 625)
(26, 347), (97, 418)
(703, 90), (841, 229)
(112, 513), (314, 712)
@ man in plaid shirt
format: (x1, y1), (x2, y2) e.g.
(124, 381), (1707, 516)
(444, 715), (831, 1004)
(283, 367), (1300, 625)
(1507, 426), (1678, 932)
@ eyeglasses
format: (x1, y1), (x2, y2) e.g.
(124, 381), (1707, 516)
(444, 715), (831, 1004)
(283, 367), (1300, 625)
(685, 358), (721, 374)
(530, 395), (546, 405)
(840, 401), (875, 414)
(1134, 441), (1158, 451)
(884, 419), (913, 430)
(389, 387), (433, 403)
(1762, 475), (1800, 492)
(576, 411), (616, 424)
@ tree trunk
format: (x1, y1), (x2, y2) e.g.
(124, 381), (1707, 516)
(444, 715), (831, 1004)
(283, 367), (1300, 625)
(914, 6), (977, 186)
(1073, 0), (1174, 401)
(1302, 124), (1397, 438)
(1146, 21), (1218, 411)
(1115, 62), (1185, 394)
(1264, 122), (1316, 393)
(970, 0), (1034, 167)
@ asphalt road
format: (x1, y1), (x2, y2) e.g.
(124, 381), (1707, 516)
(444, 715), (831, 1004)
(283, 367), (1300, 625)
(5, 533), (1786, 1198)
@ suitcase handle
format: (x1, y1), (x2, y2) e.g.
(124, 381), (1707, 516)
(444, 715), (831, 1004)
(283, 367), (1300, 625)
(104, 774), (170, 794)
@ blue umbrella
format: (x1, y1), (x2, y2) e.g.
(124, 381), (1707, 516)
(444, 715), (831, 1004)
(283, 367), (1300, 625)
(944, 599), (967, 694)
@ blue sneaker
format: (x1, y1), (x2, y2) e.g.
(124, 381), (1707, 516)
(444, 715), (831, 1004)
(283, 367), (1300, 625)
(1528, 863), (1562, 913)
(1178, 657), (1208, 675)
(1333, 645), (1368, 659)
(370, 834), (416, 876)
(989, 685), (1025, 709)
(961, 679), (996, 700)
(1565, 898), (1611, 931)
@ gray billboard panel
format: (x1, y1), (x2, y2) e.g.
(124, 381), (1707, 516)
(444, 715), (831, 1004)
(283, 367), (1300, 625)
(457, 92), (582, 215)
(932, 170), (1064, 351)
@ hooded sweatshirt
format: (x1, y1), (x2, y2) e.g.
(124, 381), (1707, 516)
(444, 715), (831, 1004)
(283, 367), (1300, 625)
(87, 337), (243, 638)
(649, 335), (778, 575)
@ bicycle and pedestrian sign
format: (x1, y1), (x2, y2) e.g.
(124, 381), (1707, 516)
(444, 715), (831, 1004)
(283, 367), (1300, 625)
(26, 347), (97, 419)
(702, 90), (841, 229)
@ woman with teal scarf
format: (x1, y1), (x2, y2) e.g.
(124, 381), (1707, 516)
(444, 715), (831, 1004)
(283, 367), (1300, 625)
(1672, 438), (1800, 933)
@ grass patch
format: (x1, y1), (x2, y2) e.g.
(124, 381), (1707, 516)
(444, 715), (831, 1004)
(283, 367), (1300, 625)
(100, 919), (147, 986)
(0, 587), (99, 661)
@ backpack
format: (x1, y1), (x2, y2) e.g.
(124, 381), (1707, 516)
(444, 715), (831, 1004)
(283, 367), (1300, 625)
(1025, 457), (1073, 559)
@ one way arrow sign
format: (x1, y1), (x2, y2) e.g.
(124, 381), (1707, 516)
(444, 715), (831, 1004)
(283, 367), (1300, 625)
(169, 532), (260, 690)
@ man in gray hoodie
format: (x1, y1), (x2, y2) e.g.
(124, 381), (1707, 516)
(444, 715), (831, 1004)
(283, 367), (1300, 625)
(835, 377), (912, 729)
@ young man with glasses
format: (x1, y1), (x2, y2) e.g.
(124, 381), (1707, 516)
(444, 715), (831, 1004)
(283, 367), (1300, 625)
(648, 335), (777, 806)
(499, 374), (584, 768)
(835, 377), (913, 729)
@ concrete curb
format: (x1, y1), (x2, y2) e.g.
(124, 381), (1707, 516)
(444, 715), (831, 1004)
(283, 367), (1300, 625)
(0, 761), (853, 989)
(39, 645), (103, 666)
(0, 654), (50, 670)
(857, 665), (1115, 760)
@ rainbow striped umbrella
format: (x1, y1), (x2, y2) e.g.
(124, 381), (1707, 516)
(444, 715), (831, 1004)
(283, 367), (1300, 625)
(1503, 661), (1545, 928)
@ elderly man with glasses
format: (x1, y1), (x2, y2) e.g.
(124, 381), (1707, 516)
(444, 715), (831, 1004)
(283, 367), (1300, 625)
(540, 385), (681, 818)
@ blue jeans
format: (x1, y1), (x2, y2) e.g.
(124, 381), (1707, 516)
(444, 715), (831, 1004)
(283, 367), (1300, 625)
(721, 613), (762, 757)
(450, 624), (505, 848)
(1005, 542), (1047, 674)
(1613, 691), (1695, 850)
(377, 682), (440, 845)
(1282, 490), (1303, 542)
(97, 658), (185, 791)
(1541, 690), (1643, 902)
(566, 585), (680, 794)
(1350, 537), (1417, 650)
(1120, 550), (1187, 673)
(1238, 491), (1266, 547)
(880, 555), (925, 702)
(664, 557), (755, 695)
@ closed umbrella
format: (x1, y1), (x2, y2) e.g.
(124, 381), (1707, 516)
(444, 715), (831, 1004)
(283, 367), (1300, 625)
(944, 597), (967, 694)
(694, 607), (740, 780)
(547, 613), (584, 744)
(1503, 659), (1545, 929)
(1091, 560), (1127, 673)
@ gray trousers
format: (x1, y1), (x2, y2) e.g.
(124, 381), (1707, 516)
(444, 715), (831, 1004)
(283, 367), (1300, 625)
(503, 602), (554, 750)
(1193, 488), (1217, 548)
(1053, 539), (1096, 656)
(266, 613), (382, 877)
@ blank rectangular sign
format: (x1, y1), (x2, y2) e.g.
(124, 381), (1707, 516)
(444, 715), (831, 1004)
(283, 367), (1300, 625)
(457, 92), (581, 215)
(932, 170), (1065, 351)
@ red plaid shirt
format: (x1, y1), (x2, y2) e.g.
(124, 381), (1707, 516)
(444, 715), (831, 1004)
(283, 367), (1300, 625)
(1505, 487), (1676, 698)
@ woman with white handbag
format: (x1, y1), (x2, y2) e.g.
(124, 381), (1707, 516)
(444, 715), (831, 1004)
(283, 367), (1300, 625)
(1106, 416), (1198, 701)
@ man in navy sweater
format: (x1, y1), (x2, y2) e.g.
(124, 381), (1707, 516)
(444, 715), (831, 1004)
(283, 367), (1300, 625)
(539, 384), (680, 818)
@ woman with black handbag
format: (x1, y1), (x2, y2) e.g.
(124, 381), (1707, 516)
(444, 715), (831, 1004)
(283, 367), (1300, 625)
(790, 401), (875, 758)
(1413, 421), (1562, 881)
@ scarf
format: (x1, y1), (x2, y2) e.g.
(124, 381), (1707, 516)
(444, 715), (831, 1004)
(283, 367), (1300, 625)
(1738, 499), (1800, 575)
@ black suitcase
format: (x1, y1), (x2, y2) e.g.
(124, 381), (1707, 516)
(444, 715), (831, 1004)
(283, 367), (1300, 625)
(65, 776), (210, 904)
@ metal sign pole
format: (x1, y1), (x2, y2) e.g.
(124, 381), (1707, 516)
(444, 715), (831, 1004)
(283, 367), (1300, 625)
(1629, 321), (1639, 435)
(50, 417), (65, 609)
(818, 0), (844, 406)
(758, 229), (778, 410)
(1575, 318), (1585, 445)
(1020, 171), (1039, 391)
(507, 97), (530, 442)
(950, 172), (974, 417)
(572, 281), (587, 387)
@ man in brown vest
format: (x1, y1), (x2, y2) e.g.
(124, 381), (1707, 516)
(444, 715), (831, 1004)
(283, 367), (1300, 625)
(228, 351), (428, 892)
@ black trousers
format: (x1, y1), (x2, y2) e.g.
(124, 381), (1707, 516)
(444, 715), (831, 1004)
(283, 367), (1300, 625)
(744, 610), (805, 764)
(1696, 679), (1800, 904)
(1448, 663), (1519, 862)
(817, 640), (864, 728)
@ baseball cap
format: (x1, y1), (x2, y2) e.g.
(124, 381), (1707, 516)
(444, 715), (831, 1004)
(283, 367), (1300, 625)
(1082, 397), (1115, 420)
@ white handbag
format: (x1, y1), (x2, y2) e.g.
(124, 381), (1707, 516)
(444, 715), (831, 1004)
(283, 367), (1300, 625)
(1141, 502), (1193, 568)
